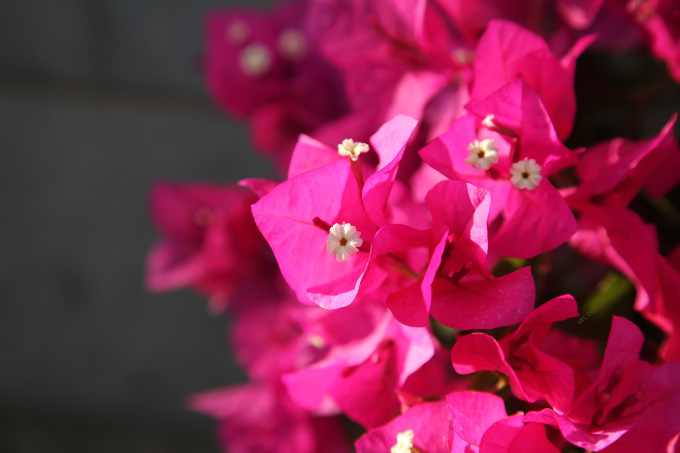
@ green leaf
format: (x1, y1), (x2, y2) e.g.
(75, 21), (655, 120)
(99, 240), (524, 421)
(583, 272), (632, 316)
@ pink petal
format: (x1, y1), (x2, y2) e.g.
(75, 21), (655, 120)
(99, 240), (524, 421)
(150, 181), (228, 239)
(386, 229), (448, 327)
(446, 391), (508, 448)
(466, 80), (574, 173)
(451, 332), (530, 402)
(471, 21), (578, 140)
(238, 178), (278, 198)
(425, 180), (491, 272)
(362, 115), (419, 226)
(480, 416), (560, 453)
(510, 294), (580, 347)
(598, 317), (644, 388)
(573, 115), (678, 205)
(355, 401), (452, 453)
(490, 181), (577, 259)
(430, 266), (535, 330)
(419, 114), (479, 180)
(385, 71), (449, 124)
(145, 241), (205, 291)
(287, 134), (341, 179)
(451, 333), (507, 374)
(511, 346), (575, 412)
(556, 0), (605, 29)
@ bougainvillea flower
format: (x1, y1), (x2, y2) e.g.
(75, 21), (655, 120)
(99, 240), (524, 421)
(465, 80), (576, 174)
(190, 382), (349, 453)
(205, 1), (348, 161)
(424, 180), (536, 329)
(252, 115), (418, 308)
(355, 401), (452, 453)
(305, 0), (468, 108)
(282, 307), (434, 429)
(470, 20), (591, 140)
(304, 0), (474, 162)
(306, 0), (424, 106)
(420, 82), (579, 258)
(630, 0), (680, 82)
(252, 156), (374, 307)
(570, 207), (662, 317)
(569, 115), (678, 206)
(419, 114), (511, 221)
(525, 317), (680, 452)
(451, 295), (580, 412)
(565, 116), (680, 360)
(556, 0), (605, 29)
(146, 181), (270, 312)
(231, 299), (384, 382)
(569, 204), (680, 361)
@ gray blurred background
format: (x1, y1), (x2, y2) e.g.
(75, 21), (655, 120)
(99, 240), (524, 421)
(0, 1), (275, 451)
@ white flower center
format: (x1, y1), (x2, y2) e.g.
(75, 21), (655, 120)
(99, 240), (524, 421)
(240, 43), (271, 76)
(226, 21), (250, 45)
(391, 429), (415, 453)
(337, 139), (370, 161)
(451, 48), (474, 65)
(278, 28), (307, 60)
(465, 139), (499, 171)
(482, 114), (496, 129)
(307, 333), (326, 349)
(326, 222), (363, 262)
(510, 158), (543, 190)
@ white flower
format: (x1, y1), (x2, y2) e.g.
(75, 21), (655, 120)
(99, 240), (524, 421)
(337, 139), (370, 161)
(451, 48), (474, 65)
(240, 43), (271, 76)
(391, 429), (415, 453)
(482, 114), (496, 129)
(465, 139), (499, 171)
(278, 28), (307, 60)
(307, 333), (326, 349)
(326, 222), (363, 262)
(510, 158), (543, 190)
(226, 21), (250, 45)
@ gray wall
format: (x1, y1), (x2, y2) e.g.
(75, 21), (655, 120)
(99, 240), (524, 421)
(0, 1), (275, 452)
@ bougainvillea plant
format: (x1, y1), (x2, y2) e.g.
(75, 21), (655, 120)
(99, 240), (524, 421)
(148, 0), (680, 451)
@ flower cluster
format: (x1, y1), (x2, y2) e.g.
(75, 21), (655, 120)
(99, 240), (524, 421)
(147, 1), (680, 451)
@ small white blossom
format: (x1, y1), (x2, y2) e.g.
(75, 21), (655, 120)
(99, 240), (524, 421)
(307, 333), (326, 349)
(482, 114), (496, 129)
(391, 429), (415, 453)
(226, 21), (250, 45)
(240, 43), (271, 76)
(510, 158), (543, 190)
(326, 222), (363, 262)
(338, 139), (370, 161)
(451, 48), (474, 65)
(465, 139), (499, 171)
(278, 28), (307, 60)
